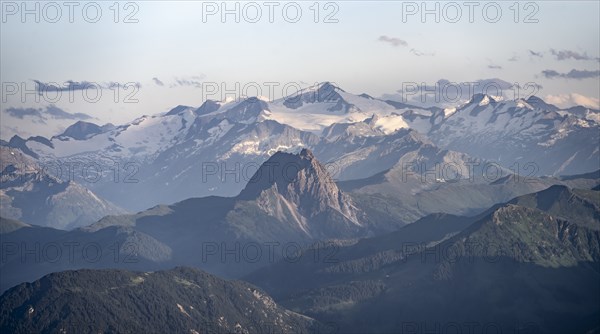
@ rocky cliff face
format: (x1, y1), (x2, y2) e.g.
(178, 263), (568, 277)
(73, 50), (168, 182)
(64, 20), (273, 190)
(239, 148), (363, 238)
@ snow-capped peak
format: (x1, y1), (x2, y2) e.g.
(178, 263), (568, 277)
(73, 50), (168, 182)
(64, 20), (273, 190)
(467, 93), (498, 107)
(256, 95), (271, 102)
(302, 81), (341, 93)
(479, 95), (491, 106)
(515, 99), (534, 109)
(490, 95), (504, 102)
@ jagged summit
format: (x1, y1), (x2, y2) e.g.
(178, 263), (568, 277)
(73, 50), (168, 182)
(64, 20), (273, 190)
(239, 148), (336, 202)
(305, 81), (343, 93)
(194, 99), (221, 115)
(165, 105), (192, 116)
(228, 97), (270, 114)
(59, 120), (103, 140)
(526, 95), (559, 111)
(55, 121), (115, 141)
(283, 82), (356, 113)
(467, 93), (497, 106)
(238, 148), (363, 236)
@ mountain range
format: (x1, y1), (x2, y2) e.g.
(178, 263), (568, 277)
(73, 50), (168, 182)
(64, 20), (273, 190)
(1, 155), (598, 332)
(3, 83), (598, 215)
(1, 82), (599, 333)
(0, 146), (125, 229)
(0, 149), (405, 292)
(1, 148), (598, 288)
(245, 185), (600, 333)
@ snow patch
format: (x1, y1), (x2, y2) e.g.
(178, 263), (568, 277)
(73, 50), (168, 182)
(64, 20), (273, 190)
(373, 114), (409, 134)
(177, 303), (191, 317)
(443, 107), (457, 118)
(479, 95), (490, 106)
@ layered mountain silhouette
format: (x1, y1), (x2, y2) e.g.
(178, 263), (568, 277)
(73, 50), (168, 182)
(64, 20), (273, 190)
(246, 185), (600, 333)
(8, 84), (597, 211)
(429, 94), (599, 175)
(0, 146), (125, 229)
(2, 82), (599, 333)
(3, 180), (598, 332)
(0, 149), (403, 292)
(89, 148), (374, 241)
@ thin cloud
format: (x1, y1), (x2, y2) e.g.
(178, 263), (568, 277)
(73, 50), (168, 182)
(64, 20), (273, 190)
(169, 75), (206, 88)
(45, 105), (92, 120)
(152, 77), (165, 86)
(378, 35), (408, 47)
(34, 80), (97, 94)
(508, 55), (519, 62)
(529, 50), (544, 58)
(409, 48), (435, 57)
(378, 35), (433, 56)
(4, 107), (42, 119)
(488, 65), (503, 70)
(3, 105), (93, 124)
(549, 49), (599, 61)
(395, 78), (517, 94)
(541, 69), (600, 80)
(107, 82), (141, 89)
(33, 80), (141, 94)
(521, 82), (544, 90)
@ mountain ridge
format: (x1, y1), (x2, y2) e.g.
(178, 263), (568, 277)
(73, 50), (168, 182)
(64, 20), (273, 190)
(0, 266), (319, 334)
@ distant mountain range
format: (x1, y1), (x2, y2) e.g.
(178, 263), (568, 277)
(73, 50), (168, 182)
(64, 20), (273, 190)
(1, 82), (599, 333)
(1, 163), (597, 332)
(0, 146), (125, 229)
(3, 83), (598, 213)
(430, 93), (599, 176)
(1, 150), (598, 292)
(0, 149), (403, 291)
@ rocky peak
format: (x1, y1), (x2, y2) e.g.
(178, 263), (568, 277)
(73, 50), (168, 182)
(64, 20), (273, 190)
(194, 100), (221, 115)
(283, 82), (356, 113)
(526, 95), (559, 112)
(60, 121), (103, 140)
(238, 149), (361, 222)
(218, 97), (270, 123)
(165, 105), (192, 116)
(468, 93), (496, 106)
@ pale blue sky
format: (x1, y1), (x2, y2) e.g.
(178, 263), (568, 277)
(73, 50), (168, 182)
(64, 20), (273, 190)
(1, 1), (599, 138)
